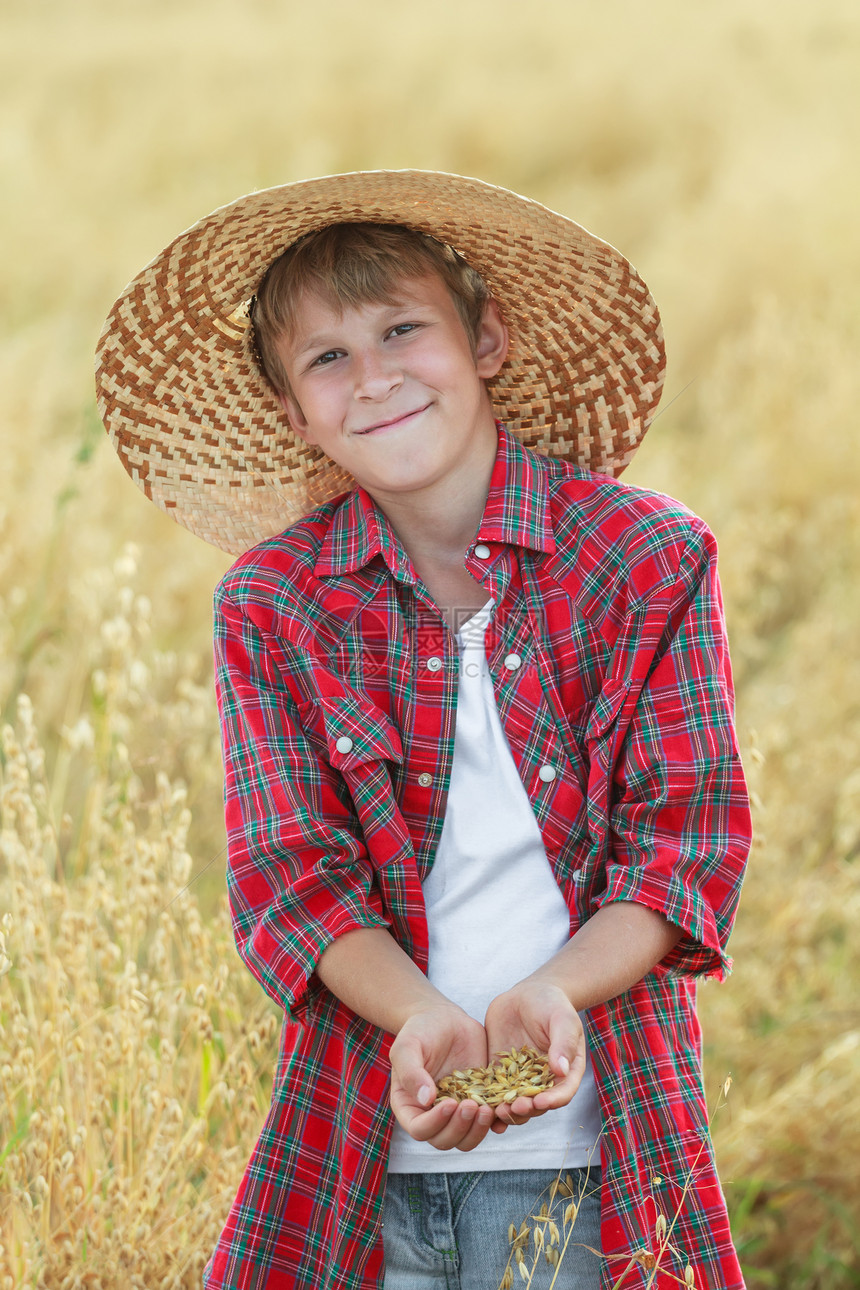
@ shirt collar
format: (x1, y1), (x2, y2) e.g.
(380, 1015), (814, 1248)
(315, 484), (413, 581)
(314, 423), (555, 579)
(476, 423), (555, 555)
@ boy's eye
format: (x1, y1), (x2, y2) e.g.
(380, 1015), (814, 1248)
(310, 349), (342, 368)
(388, 323), (419, 338)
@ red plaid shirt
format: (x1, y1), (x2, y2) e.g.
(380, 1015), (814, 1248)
(207, 426), (751, 1289)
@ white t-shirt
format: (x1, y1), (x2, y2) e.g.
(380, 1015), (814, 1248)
(387, 600), (601, 1173)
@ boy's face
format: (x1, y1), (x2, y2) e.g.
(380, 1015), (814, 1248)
(274, 272), (508, 506)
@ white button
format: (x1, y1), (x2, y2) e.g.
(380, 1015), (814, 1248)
(504, 653), (522, 671)
(335, 736), (354, 754)
(473, 543), (491, 559)
(418, 772), (433, 787)
(538, 764), (557, 783)
(426, 656), (443, 672)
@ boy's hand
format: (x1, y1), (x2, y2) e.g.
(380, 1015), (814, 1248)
(389, 1004), (496, 1152)
(483, 980), (585, 1132)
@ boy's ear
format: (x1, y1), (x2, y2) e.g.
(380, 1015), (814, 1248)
(278, 391), (317, 445)
(474, 298), (509, 380)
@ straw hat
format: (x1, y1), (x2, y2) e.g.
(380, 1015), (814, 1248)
(95, 170), (665, 556)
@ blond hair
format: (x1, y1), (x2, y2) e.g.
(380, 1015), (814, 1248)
(251, 222), (490, 397)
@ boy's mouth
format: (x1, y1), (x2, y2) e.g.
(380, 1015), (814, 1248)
(354, 403), (431, 435)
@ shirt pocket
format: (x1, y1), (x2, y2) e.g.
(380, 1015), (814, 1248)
(296, 692), (404, 772)
(581, 679), (632, 822)
(531, 681), (631, 861)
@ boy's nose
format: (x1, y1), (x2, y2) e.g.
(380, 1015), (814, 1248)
(353, 349), (402, 400)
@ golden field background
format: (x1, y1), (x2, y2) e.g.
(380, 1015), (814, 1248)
(1, 0), (859, 1285)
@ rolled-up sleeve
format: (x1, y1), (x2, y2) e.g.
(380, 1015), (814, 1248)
(213, 588), (390, 1022)
(594, 522), (752, 981)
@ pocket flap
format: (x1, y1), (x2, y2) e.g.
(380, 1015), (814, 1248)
(584, 679), (631, 742)
(306, 694), (404, 770)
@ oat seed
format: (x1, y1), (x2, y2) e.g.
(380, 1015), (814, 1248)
(433, 1046), (555, 1107)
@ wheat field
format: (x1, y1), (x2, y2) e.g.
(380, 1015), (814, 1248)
(1, 0), (859, 1285)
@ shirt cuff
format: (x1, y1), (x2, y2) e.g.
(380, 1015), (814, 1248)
(593, 862), (732, 982)
(236, 897), (391, 1026)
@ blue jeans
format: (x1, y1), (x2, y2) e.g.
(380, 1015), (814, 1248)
(382, 1168), (602, 1289)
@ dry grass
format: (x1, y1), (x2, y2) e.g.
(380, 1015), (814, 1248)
(496, 1084), (735, 1288)
(497, 1170), (597, 1289)
(0, 550), (279, 1287)
(1, 0), (859, 1285)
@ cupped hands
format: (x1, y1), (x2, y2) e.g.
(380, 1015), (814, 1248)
(388, 981), (584, 1150)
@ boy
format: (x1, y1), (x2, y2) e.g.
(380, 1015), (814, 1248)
(96, 171), (752, 1289)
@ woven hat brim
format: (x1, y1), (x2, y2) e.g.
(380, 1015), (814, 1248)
(95, 170), (665, 555)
